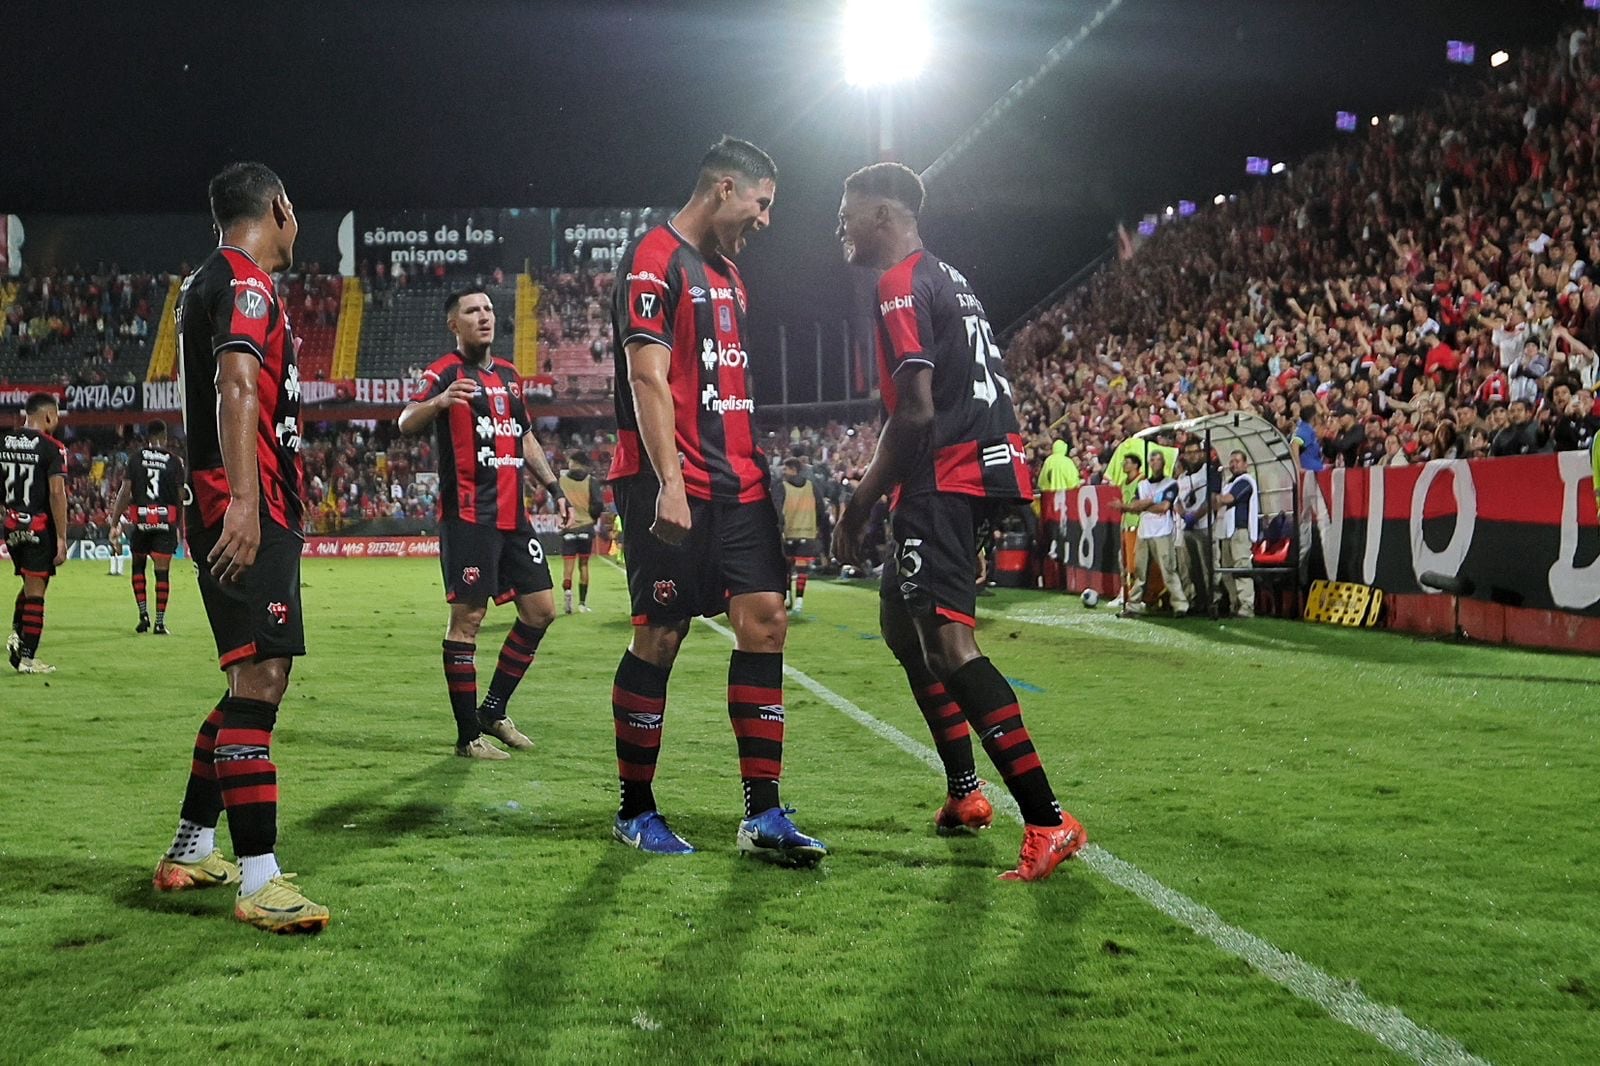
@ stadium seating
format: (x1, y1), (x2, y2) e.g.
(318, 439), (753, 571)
(356, 277), (517, 378)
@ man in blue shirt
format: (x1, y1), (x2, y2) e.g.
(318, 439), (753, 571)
(1292, 403), (1324, 472)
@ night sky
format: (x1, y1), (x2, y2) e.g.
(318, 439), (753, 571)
(2, 0), (1579, 384)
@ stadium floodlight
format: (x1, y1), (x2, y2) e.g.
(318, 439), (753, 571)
(1491, 50), (1510, 68)
(1370, 115), (1380, 126)
(1270, 162), (1287, 175)
(1213, 193), (1226, 205)
(842, 0), (932, 87)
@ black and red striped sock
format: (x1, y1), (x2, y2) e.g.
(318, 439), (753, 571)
(480, 620), (545, 719)
(213, 697), (278, 858)
(178, 695), (228, 827)
(904, 663), (979, 798)
(154, 567), (170, 624)
(442, 640), (478, 745)
(18, 596), (44, 658)
(795, 573), (808, 598)
(945, 657), (1061, 827)
(728, 650), (784, 818)
(562, 578), (572, 591)
(131, 554), (148, 618)
(613, 650), (668, 819)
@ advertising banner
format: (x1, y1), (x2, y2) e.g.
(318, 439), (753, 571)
(1043, 486), (1123, 597)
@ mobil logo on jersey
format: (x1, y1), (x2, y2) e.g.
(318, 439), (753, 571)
(879, 293), (915, 316)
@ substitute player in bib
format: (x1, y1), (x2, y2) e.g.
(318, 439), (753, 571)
(608, 136), (825, 864)
(400, 287), (569, 761)
(112, 419), (185, 634)
(150, 163), (327, 932)
(774, 457), (828, 612)
(4, 393), (68, 674)
(558, 451), (603, 613)
(834, 163), (1086, 882)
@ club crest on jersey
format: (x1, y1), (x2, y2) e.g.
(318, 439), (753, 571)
(653, 579), (677, 606)
(735, 287), (745, 313)
(717, 305), (732, 333)
(462, 566), (481, 586)
(493, 393), (509, 417)
(267, 601), (290, 625)
(235, 289), (269, 320)
(635, 292), (660, 321)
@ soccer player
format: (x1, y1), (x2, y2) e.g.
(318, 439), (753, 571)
(4, 392), (68, 674)
(112, 419), (185, 634)
(773, 457), (828, 612)
(607, 136), (825, 864)
(833, 162), (1087, 882)
(150, 162), (328, 932)
(399, 287), (570, 761)
(558, 451), (604, 613)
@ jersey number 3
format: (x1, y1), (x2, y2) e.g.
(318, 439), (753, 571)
(964, 314), (1011, 406)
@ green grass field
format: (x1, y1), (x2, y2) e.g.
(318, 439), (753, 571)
(3, 558), (1598, 1065)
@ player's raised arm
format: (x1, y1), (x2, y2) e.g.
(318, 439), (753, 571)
(399, 372), (477, 434)
(626, 338), (691, 544)
(208, 350), (262, 582)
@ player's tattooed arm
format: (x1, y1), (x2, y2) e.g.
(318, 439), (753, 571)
(626, 339), (691, 545)
(210, 350), (263, 583)
(522, 432), (571, 525)
(834, 364), (933, 567)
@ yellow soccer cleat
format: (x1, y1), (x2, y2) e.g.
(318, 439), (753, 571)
(153, 849), (240, 892)
(234, 874), (330, 934)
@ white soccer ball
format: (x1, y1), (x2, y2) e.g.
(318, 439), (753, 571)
(1081, 588), (1100, 609)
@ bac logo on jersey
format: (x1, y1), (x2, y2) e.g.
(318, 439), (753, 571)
(235, 289), (269, 320)
(653, 579), (677, 606)
(267, 601), (290, 625)
(462, 566), (481, 586)
(635, 292), (660, 321)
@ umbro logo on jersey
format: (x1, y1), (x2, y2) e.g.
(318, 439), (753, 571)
(629, 713), (664, 727)
(758, 704), (785, 722)
(689, 286), (707, 303)
(635, 292), (660, 320)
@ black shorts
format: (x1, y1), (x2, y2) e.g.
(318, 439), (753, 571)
(615, 475), (786, 623)
(129, 526), (179, 557)
(784, 538), (822, 561)
(880, 492), (1007, 628)
(440, 517), (554, 606)
(6, 527), (56, 578)
(188, 518), (305, 669)
(561, 530), (595, 558)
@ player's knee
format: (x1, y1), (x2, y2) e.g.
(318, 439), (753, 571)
(520, 601), (556, 630)
(448, 605), (487, 641)
(631, 622), (688, 669)
(920, 620), (980, 680)
(232, 658), (291, 704)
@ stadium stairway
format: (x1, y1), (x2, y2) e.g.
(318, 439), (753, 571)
(144, 277), (183, 381)
(514, 273), (540, 377)
(329, 277), (363, 380)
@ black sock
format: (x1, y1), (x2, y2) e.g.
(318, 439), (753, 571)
(480, 620), (546, 719)
(614, 650), (670, 819)
(728, 650), (784, 818)
(903, 660), (980, 797)
(945, 657), (1061, 827)
(214, 697), (279, 857)
(443, 639), (479, 746)
(579, 581), (589, 605)
(11, 589), (22, 634)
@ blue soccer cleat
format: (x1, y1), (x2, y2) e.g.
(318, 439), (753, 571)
(613, 811), (696, 855)
(736, 806), (828, 867)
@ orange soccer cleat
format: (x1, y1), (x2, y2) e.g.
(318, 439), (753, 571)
(999, 814), (1087, 882)
(934, 788), (994, 836)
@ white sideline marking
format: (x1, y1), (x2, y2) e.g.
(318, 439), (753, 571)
(698, 614), (1491, 1066)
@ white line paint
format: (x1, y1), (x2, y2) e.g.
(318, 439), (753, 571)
(697, 614), (1491, 1066)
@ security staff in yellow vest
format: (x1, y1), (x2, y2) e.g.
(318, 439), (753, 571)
(559, 451), (606, 613)
(773, 457), (830, 612)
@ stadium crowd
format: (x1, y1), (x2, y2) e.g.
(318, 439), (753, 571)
(1005, 21), (1600, 479)
(1, 268), (168, 385)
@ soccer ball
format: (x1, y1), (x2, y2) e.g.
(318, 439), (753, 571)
(1081, 588), (1100, 609)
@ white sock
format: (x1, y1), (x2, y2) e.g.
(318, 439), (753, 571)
(239, 853), (282, 896)
(794, 596), (804, 610)
(166, 818), (216, 862)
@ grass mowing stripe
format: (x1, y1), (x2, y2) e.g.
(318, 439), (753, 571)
(696, 614), (1493, 1066)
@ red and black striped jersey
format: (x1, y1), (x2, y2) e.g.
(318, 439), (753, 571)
(410, 351), (534, 531)
(608, 224), (767, 504)
(875, 249), (1033, 503)
(130, 445), (185, 508)
(177, 246), (304, 533)
(0, 427), (66, 516)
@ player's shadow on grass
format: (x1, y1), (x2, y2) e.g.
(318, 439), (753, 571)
(295, 754), (472, 856)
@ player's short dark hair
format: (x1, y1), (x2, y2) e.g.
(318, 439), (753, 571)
(568, 450), (589, 467)
(844, 162), (926, 218)
(209, 162), (285, 230)
(24, 392), (58, 414)
(146, 419), (168, 438)
(697, 136), (778, 190)
(445, 286), (491, 316)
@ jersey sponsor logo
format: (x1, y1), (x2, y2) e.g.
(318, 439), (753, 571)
(688, 285), (707, 303)
(267, 601), (290, 625)
(628, 712), (663, 727)
(475, 415), (524, 440)
(275, 415), (302, 452)
(475, 447), (525, 468)
(283, 363), (301, 401)
(699, 338), (749, 369)
(758, 704), (785, 722)
(635, 292), (660, 320)
(627, 270), (665, 286)
(700, 384), (754, 415)
(879, 294), (915, 315)
(982, 442), (1025, 467)
(2, 434), (38, 451)
(652, 578), (677, 606)
(234, 288), (269, 320)
(708, 286), (734, 301)
(462, 566), (481, 586)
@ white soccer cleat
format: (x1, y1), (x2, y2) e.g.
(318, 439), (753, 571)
(18, 657), (57, 674)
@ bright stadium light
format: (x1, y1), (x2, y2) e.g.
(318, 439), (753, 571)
(842, 0), (931, 87)
(1270, 161), (1287, 175)
(1213, 193), (1226, 205)
(1491, 50), (1510, 67)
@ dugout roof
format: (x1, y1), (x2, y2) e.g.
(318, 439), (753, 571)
(1130, 411), (1298, 525)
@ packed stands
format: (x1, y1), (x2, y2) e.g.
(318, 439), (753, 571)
(1004, 21), (1600, 480)
(1, 270), (170, 385)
